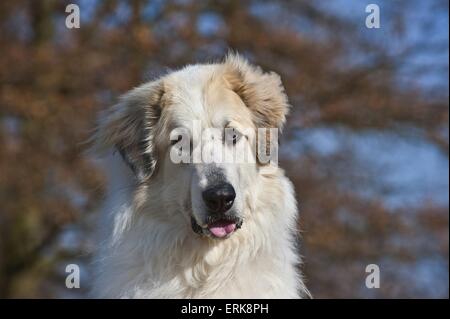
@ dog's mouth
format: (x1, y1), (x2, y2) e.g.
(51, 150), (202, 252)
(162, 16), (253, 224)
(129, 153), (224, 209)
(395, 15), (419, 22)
(191, 215), (243, 239)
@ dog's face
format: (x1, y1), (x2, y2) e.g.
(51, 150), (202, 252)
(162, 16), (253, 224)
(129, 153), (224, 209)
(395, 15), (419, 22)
(159, 75), (257, 239)
(94, 54), (289, 240)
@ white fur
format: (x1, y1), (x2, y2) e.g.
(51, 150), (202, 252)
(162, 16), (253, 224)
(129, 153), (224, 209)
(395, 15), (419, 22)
(91, 57), (309, 299)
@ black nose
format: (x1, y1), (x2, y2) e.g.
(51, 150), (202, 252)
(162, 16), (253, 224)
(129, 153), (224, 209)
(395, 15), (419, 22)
(202, 183), (236, 214)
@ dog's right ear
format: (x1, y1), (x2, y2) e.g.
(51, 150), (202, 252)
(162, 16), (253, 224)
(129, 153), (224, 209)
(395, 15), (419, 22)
(91, 81), (164, 182)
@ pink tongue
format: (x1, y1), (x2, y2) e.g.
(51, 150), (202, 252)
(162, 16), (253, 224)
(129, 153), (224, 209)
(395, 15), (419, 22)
(208, 221), (236, 238)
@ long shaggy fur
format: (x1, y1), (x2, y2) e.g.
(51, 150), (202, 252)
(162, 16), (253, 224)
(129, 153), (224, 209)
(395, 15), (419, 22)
(90, 54), (309, 298)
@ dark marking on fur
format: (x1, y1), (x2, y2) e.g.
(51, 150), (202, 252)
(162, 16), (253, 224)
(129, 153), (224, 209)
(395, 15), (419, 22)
(191, 216), (203, 234)
(205, 166), (227, 186)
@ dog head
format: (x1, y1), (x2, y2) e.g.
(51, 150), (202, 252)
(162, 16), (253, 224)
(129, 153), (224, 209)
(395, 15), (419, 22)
(93, 54), (290, 240)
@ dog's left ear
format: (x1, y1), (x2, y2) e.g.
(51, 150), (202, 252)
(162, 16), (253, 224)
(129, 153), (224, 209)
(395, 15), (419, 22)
(223, 53), (290, 131)
(91, 81), (164, 182)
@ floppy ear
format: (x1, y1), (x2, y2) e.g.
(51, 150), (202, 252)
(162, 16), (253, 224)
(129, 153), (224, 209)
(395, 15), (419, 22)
(92, 81), (164, 182)
(223, 53), (290, 130)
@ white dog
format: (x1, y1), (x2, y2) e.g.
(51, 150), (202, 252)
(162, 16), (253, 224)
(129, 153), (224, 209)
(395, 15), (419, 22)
(90, 54), (309, 298)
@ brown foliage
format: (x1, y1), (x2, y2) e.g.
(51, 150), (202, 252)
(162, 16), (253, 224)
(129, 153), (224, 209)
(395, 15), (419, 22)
(0, 0), (448, 298)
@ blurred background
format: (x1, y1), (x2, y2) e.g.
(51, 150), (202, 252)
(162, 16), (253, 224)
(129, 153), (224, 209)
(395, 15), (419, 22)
(0, 0), (448, 298)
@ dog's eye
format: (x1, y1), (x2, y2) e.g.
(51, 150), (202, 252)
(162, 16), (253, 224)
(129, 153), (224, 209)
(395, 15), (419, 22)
(170, 135), (182, 146)
(232, 132), (241, 145)
(226, 129), (243, 145)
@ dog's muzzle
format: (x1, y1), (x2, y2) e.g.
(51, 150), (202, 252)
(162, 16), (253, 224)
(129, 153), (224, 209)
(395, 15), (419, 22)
(191, 215), (243, 239)
(191, 182), (242, 239)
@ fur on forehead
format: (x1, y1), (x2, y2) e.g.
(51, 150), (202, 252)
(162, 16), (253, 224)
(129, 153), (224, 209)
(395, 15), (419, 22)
(158, 53), (290, 131)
